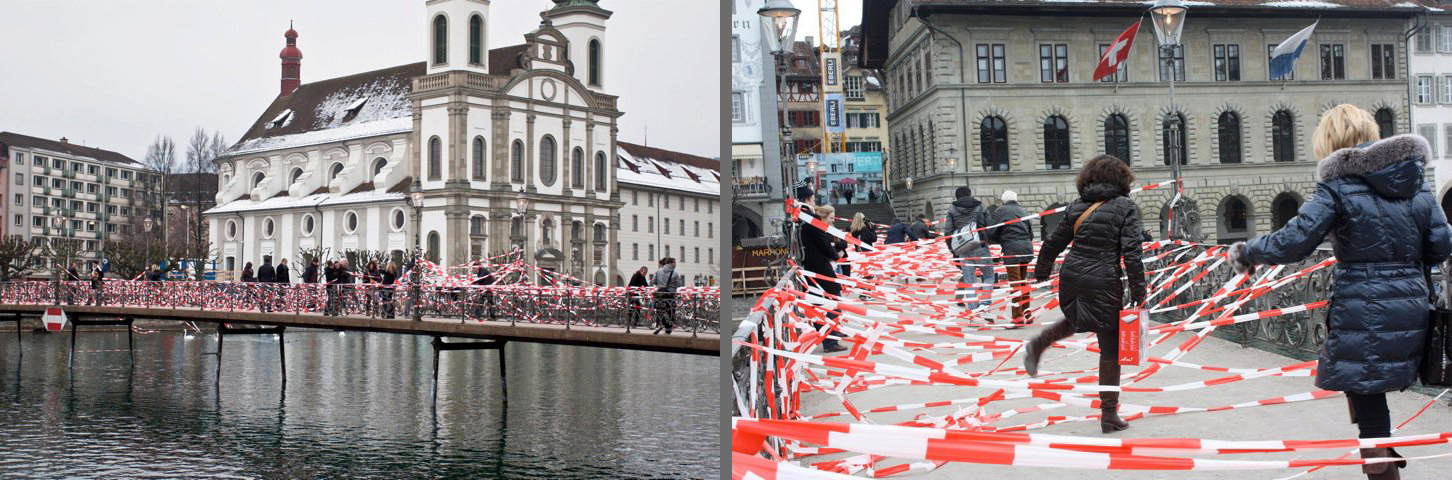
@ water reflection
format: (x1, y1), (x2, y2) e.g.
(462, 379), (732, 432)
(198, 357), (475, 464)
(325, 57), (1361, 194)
(0, 328), (717, 478)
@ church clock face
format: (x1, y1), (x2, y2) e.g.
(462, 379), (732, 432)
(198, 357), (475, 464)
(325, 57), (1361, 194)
(542, 79), (558, 101)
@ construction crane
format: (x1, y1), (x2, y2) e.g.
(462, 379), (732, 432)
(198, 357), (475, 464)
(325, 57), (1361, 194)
(816, 0), (846, 155)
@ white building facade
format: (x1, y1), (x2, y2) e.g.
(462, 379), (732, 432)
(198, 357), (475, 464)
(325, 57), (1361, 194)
(616, 142), (721, 286)
(1411, 4), (1452, 210)
(731, 0), (786, 243)
(205, 0), (710, 286)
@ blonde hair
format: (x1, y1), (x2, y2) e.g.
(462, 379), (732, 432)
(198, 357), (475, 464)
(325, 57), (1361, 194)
(814, 204), (836, 221)
(1313, 104), (1380, 159)
(849, 212), (866, 232)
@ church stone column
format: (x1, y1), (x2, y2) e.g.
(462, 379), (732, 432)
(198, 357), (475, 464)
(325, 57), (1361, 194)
(525, 113), (537, 193)
(562, 117), (573, 196)
(447, 100), (469, 185)
(492, 109), (510, 190)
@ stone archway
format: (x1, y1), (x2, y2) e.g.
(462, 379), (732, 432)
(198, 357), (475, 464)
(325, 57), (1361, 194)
(732, 205), (763, 245)
(1216, 195), (1254, 244)
(1271, 192), (1302, 231)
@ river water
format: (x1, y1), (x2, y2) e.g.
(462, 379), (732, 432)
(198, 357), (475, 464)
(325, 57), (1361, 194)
(0, 327), (718, 478)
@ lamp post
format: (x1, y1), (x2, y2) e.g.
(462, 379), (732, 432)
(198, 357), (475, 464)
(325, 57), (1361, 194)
(804, 158), (819, 201)
(760, 0), (802, 262)
(51, 217), (64, 305)
(945, 146), (958, 190)
(407, 180), (424, 322)
(144, 217), (154, 273)
(514, 189), (529, 280)
(1151, 0), (1188, 240)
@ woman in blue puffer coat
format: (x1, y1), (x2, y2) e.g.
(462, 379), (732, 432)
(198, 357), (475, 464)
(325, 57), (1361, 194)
(1229, 104), (1452, 480)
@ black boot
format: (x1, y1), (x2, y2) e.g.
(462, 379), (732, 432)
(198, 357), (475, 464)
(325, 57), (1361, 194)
(1100, 391), (1130, 434)
(1023, 321), (1074, 378)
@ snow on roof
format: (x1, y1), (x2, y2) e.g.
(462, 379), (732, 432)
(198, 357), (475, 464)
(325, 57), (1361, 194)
(226, 116), (411, 156)
(615, 147), (719, 197)
(204, 190), (405, 215)
(313, 76), (410, 130)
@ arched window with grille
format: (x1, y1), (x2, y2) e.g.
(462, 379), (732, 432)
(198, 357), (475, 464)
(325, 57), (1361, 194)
(1162, 113), (1187, 166)
(511, 140), (524, 182)
(594, 152), (607, 191)
(469, 15), (483, 65)
(472, 136), (486, 181)
(594, 223), (606, 242)
(981, 116), (1009, 171)
(433, 15), (448, 66)
(588, 39), (602, 86)
(426, 231), (441, 263)
(510, 216), (523, 237)
(1375, 108), (1395, 139)
(1044, 115), (1070, 170)
(428, 136), (442, 180)
(1217, 111), (1242, 164)
(1272, 110), (1295, 162)
(539, 136), (557, 185)
(1104, 114), (1131, 164)
(571, 147), (584, 189)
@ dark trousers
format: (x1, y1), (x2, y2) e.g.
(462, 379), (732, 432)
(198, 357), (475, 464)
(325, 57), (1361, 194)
(381, 288), (396, 318)
(1031, 320), (1122, 407)
(628, 296), (644, 325)
(808, 273), (844, 349)
(1347, 392), (1391, 438)
(654, 296), (676, 331)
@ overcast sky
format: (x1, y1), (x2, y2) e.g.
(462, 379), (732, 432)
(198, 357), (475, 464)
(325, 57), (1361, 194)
(0, 0), (719, 163)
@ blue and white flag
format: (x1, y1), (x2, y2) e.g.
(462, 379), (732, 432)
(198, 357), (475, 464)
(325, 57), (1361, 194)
(1269, 21), (1318, 81)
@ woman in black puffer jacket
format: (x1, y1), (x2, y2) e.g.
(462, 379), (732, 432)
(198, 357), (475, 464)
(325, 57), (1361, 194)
(1229, 105), (1452, 479)
(1023, 154), (1147, 434)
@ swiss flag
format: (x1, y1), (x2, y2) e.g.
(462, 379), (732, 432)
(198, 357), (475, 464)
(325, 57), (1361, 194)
(1094, 20), (1142, 82)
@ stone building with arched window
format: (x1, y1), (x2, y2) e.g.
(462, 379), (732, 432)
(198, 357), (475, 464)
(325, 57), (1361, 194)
(861, 0), (1422, 244)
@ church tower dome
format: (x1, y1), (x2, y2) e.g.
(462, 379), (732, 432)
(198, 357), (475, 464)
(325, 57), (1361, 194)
(279, 23), (303, 96)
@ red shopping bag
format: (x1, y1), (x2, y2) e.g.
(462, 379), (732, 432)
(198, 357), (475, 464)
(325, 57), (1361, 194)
(1118, 308), (1147, 366)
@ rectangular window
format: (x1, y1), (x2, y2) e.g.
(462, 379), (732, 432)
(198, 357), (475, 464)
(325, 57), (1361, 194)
(632, 215), (638, 232)
(32, 176), (43, 187)
(13, 173), (20, 185)
(975, 43), (1006, 83)
(32, 216), (42, 227)
(694, 221), (700, 236)
(1320, 44), (1345, 80)
(1159, 45), (1185, 81)
(1420, 125), (1439, 157)
(1417, 27), (1435, 53)
(1419, 76), (1434, 104)
(708, 223), (714, 238)
(647, 193), (653, 207)
(1039, 44), (1068, 83)
(106, 168), (116, 178)
(12, 152), (21, 165)
(13, 194), (21, 206)
(86, 203), (96, 213)
(87, 165), (97, 175)
(33, 156), (43, 166)
(632, 243), (639, 261)
(12, 214), (19, 227)
(731, 92), (745, 122)
(32, 196), (41, 206)
(845, 75), (865, 99)
(1444, 125), (1452, 159)
(1097, 44), (1129, 82)
(664, 217), (670, 234)
(52, 158), (62, 168)
(632, 191), (637, 205)
(648, 244), (655, 261)
(121, 171), (131, 180)
(1213, 44), (1240, 81)
(731, 35), (740, 63)
(709, 248), (714, 265)
(647, 216), (654, 233)
(1372, 44), (1396, 80)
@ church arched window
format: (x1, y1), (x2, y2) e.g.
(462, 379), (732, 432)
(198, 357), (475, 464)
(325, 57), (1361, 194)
(469, 15), (483, 65)
(433, 15), (448, 66)
(588, 40), (602, 86)
(511, 140), (523, 182)
(428, 136), (442, 180)
(594, 151), (607, 191)
(472, 136), (486, 181)
(539, 135), (557, 186)
(571, 147), (584, 189)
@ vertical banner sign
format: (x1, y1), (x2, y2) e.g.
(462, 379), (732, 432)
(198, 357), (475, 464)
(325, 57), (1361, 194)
(825, 58), (838, 86)
(825, 93), (845, 134)
(1119, 308), (1147, 366)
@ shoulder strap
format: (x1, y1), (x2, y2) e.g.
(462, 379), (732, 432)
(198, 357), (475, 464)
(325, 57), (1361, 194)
(1073, 201), (1107, 236)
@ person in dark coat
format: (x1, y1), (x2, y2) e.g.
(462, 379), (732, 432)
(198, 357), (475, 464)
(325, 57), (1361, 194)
(989, 190), (1035, 324)
(908, 214), (935, 240)
(302, 260), (319, 284)
(801, 204), (847, 353)
(1023, 155), (1146, 435)
(1228, 105), (1452, 477)
(628, 266), (649, 326)
(88, 261), (105, 305)
(65, 263), (80, 305)
(884, 219), (917, 244)
(240, 262), (255, 282)
(472, 264), (496, 320)
(275, 258), (291, 284)
(944, 187), (994, 310)
(846, 214), (877, 279)
(322, 260), (338, 316)
(380, 261), (399, 318)
(256, 257), (276, 312)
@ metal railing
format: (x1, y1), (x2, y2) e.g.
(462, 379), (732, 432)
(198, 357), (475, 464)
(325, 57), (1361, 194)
(0, 281), (720, 335)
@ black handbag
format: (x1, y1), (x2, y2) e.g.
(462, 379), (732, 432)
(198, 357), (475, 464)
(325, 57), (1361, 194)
(1421, 267), (1452, 387)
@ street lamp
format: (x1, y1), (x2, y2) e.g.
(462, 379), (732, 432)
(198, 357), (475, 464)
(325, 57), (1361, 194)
(406, 179), (424, 322)
(945, 147), (958, 190)
(1151, 0), (1189, 241)
(514, 189), (528, 215)
(760, 0), (802, 265)
(51, 217), (63, 305)
(805, 158), (819, 200)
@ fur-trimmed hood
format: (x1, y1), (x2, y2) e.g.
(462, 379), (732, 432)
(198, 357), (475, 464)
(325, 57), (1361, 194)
(1316, 134), (1430, 198)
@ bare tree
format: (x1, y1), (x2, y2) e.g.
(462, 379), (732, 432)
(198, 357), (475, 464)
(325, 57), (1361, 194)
(206, 131), (227, 174)
(143, 135), (177, 252)
(0, 235), (39, 281)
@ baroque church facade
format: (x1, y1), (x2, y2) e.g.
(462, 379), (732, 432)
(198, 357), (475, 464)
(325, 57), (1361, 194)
(206, 0), (631, 284)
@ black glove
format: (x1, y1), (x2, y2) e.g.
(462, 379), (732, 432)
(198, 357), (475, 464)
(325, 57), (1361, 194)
(1227, 241), (1256, 276)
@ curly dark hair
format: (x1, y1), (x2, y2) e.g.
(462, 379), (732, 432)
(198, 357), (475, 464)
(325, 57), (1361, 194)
(1075, 155), (1134, 194)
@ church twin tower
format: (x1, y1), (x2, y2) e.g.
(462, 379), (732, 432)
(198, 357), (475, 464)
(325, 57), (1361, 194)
(411, 0), (623, 277)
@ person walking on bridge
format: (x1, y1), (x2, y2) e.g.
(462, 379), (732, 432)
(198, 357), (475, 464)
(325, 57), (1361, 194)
(652, 257), (682, 335)
(628, 266), (649, 327)
(240, 262), (255, 283)
(276, 258), (291, 284)
(1023, 154), (1146, 435)
(380, 261), (399, 319)
(472, 263), (495, 320)
(1228, 105), (1452, 479)
(257, 257), (276, 312)
(322, 260), (338, 316)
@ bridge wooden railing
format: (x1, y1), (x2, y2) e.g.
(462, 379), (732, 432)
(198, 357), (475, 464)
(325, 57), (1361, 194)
(0, 281), (720, 334)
